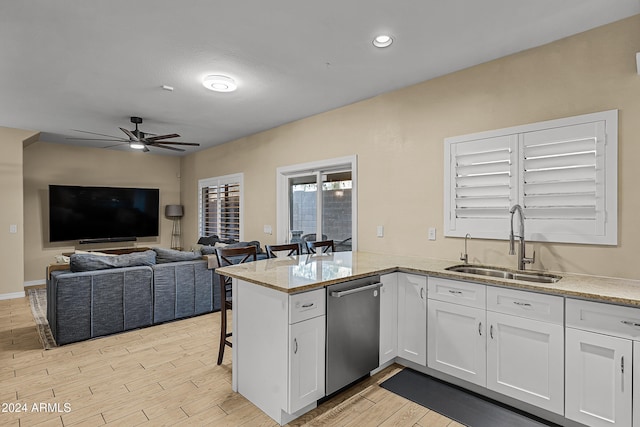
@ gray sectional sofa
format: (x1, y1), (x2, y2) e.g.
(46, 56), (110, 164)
(47, 248), (215, 345)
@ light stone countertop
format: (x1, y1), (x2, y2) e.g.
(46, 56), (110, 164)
(215, 251), (640, 307)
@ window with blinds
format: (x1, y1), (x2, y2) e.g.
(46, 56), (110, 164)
(199, 174), (243, 241)
(444, 110), (617, 245)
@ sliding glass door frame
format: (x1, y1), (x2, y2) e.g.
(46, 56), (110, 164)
(276, 155), (357, 251)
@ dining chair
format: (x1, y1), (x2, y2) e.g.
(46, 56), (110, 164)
(305, 239), (335, 254)
(265, 243), (301, 258)
(214, 245), (257, 365)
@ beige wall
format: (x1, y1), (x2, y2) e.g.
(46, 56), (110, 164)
(23, 142), (181, 283)
(0, 127), (38, 297)
(181, 15), (640, 280)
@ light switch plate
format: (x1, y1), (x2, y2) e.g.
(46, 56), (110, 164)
(263, 225), (273, 235)
(376, 225), (384, 238)
(9, 224), (17, 234)
(428, 227), (436, 240)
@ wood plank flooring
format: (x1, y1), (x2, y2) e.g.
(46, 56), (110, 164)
(0, 292), (462, 426)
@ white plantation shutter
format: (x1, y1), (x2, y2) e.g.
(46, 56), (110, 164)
(444, 110), (617, 245)
(454, 135), (516, 219)
(446, 135), (518, 237)
(199, 174), (243, 241)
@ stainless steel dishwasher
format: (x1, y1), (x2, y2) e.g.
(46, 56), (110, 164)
(326, 275), (381, 395)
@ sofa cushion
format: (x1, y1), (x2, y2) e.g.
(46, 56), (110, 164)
(69, 250), (156, 272)
(153, 247), (202, 264)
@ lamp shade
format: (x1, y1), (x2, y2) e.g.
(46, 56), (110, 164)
(165, 204), (184, 218)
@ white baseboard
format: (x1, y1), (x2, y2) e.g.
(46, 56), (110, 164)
(24, 280), (46, 288)
(0, 291), (26, 300)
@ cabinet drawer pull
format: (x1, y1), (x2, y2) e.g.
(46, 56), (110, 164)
(294, 338), (298, 354)
(301, 302), (314, 308)
(478, 322), (482, 336)
(513, 301), (532, 307)
(448, 290), (463, 295)
(420, 287), (425, 299)
(490, 325), (494, 339)
(621, 356), (625, 374)
(620, 320), (640, 328)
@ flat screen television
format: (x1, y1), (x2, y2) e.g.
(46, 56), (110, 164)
(49, 185), (160, 243)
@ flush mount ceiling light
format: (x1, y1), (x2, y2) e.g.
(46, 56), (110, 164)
(202, 75), (237, 92)
(373, 34), (393, 48)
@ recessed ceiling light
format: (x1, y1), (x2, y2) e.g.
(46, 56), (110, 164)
(129, 142), (145, 150)
(202, 75), (237, 92)
(373, 34), (393, 48)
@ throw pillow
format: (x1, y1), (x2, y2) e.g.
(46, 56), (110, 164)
(70, 250), (157, 272)
(153, 247), (203, 263)
(197, 235), (220, 246)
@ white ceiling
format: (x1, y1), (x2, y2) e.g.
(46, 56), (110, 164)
(2, 1), (639, 155)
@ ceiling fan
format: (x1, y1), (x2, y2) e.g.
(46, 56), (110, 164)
(67, 117), (200, 152)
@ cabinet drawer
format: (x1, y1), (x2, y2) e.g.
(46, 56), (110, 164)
(566, 298), (640, 340)
(487, 286), (563, 325)
(289, 288), (326, 324)
(428, 277), (486, 309)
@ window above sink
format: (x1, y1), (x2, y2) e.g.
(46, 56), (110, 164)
(443, 109), (618, 246)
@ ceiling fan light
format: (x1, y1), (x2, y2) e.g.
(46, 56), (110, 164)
(202, 75), (237, 92)
(129, 141), (145, 150)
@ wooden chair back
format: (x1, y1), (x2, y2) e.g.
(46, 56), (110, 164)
(265, 243), (301, 258)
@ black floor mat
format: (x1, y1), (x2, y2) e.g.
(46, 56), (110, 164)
(380, 368), (558, 427)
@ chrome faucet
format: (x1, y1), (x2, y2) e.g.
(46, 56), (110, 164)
(509, 204), (535, 270)
(460, 233), (471, 264)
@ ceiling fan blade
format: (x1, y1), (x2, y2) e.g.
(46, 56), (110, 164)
(102, 142), (129, 149)
(66, 137), (128, 142)
(151, 144), (185, 152)
(119, 127), (139, 141)
(150, 141), (200, 146)
(71, 129), (123, 139)
(145, 133), (180, 142)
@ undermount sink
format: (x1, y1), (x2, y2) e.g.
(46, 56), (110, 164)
(445, 265), (562, 284)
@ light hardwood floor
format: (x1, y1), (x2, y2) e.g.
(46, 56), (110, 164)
(0, 292), (462, 427)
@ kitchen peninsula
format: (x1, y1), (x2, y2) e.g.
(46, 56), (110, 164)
(217, 251), (640, 426)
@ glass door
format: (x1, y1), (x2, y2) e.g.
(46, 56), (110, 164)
(288, 170), (352, 252)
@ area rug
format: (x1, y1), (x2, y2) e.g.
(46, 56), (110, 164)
(27, 288), (57, 349)
(380, 368), (557, 427)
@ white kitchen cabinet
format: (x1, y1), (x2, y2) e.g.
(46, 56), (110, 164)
(397, 273), (427, 365)
(235, 281), (325, 425)
(485, 286), (564, 415)
(565, 298), (637, 427)
(428, 299), (486, 385)
(565, 327), (631, 427)
(288, 315), (325, 413)
(379, 273), (398, 365)
(633, 341), (640, 427)
(486, 310), (564, 415)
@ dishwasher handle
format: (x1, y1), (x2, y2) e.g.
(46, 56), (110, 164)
(330, 282), (382, 298)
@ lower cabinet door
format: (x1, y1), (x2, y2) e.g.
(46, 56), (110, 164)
(380, 273), (398, 365)
(427, 299), (486, 386)
(566, 327), (632, 427)
(487, 311), (564, 415)
(397, 273), (427, 366)
(634, 341), (640, 427)
(288, 315), (326, 413)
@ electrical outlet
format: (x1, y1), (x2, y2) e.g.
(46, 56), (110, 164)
(376, 225), (384, 238)
(9, 224), (17, 234)
(428, 227), (436, 240)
